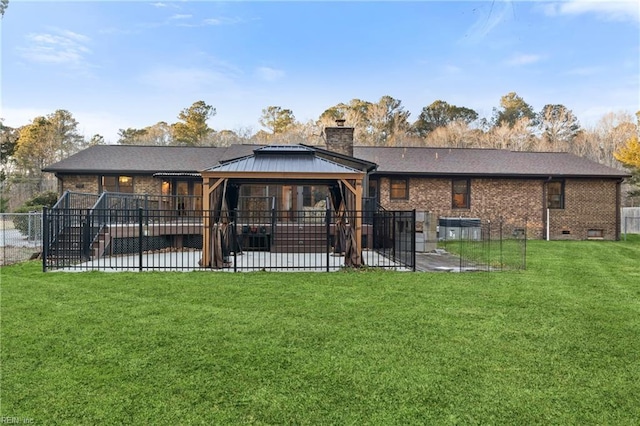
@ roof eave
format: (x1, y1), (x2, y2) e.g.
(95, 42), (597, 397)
(201, 171), (366, 180)
(370, 171), (631, 179)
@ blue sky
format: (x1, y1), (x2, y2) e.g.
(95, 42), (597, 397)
(1, 0), (639, 143)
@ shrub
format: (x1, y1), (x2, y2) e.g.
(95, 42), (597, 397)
(12, 206), (43, 238)
(25, 191), (58, 208)
(12, 191), (58, 236)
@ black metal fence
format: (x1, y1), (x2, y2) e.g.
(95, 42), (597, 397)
(436, 217), (527, 271)
(43, 207), (416, 272)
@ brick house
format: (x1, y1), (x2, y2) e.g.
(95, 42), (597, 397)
(44, 124), (630, 240)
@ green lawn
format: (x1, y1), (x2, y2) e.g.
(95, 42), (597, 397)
(1, 237), (639, 425)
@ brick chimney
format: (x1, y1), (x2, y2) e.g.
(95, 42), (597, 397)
(324, 119), (354, 157)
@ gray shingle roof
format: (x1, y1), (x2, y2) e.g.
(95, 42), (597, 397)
(43, 144), (630, 179)
(43, 144), (257, 174)
(353, 147), (630, 178)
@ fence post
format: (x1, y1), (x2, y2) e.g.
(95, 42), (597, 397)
(523, 217), (528, 270)
(459, 216), (463, 271)
(326, 205), (331, 272)
(80, 212), (88, 262)
(487, 219), (492, 273)
(412, 210), (416, 271)
(138, 207), (143, 272)
(42, 207), (48, 272)
(27, 211), (33, 244)
(271, 205), (276, 246)
(392, 211), (396, 260)
(232, 211), (238, 273)
(2, 212), (5, 271)
(498, 218), (503, 271)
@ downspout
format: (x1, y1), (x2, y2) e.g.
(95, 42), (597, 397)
(546, 208), (550, 241)
(544, 177), (552, 241)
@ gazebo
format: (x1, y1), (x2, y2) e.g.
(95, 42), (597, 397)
(200, 145), (367, 268)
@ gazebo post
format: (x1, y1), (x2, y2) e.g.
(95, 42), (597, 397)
(202, 177), (226, 268)
(354, 179), (363, 266)
(202, 179), (211, 268)
(340, 178), (364, 266)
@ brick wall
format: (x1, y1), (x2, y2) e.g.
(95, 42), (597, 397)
(133, 176), (162, 196)
(324, 126), (354, 157)
(60, 175), (162, 196)
(548, 179), (620, 240)
(61, 175), (100, 194)
(377, 176), (621, 240)
(59, 173), (621, 240)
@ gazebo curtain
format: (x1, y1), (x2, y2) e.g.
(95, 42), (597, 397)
(209, 180), (234, 269)
(330, 180), (362, 267)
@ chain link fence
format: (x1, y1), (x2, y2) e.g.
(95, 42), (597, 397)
(1, 212), (43, 266)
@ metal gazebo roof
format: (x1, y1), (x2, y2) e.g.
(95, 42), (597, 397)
(202, 145), (364, 177)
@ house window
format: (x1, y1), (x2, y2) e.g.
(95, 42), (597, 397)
(101, 175), (134, 193)
(170, 179), (203, 213)
(390, 178), (408, 200)
(118, 176), (133, 193)
(587, 229), (604, 239)
(452, 179), (470, 209)
(369, 180), (379, 200)
(547, 180), (564, 209)
(102, 176), (117, 192)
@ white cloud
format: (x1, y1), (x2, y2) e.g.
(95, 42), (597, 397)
(505, 53), (544, 66)
(170, 14), (192, 20)
(203, 16), (245, 26)
(565, 66), (604, 76)
(18, 29), (92, 66)
(544, 0), (640, 23)
(0, 107), (51, 128)
(255, 66), (285, 82)
(203, 18), (226, 26)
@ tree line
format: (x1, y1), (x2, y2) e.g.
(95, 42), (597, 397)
(1, 92), (639, 210)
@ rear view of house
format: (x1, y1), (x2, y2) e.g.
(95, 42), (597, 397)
(44, 123), (630, 242)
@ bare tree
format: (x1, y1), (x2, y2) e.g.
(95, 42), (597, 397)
(425, 121), (483, 148)
(538, 104), (581, 151)
(577, 112), (637, 167)
(484, 118), (537, 151)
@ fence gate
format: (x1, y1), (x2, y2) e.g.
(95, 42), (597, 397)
(372, 210), (416, 271)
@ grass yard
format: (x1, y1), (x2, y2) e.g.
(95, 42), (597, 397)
(1, 236), (639, 424)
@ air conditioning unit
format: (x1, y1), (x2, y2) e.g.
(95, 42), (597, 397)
(438, 217), (482, 241)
